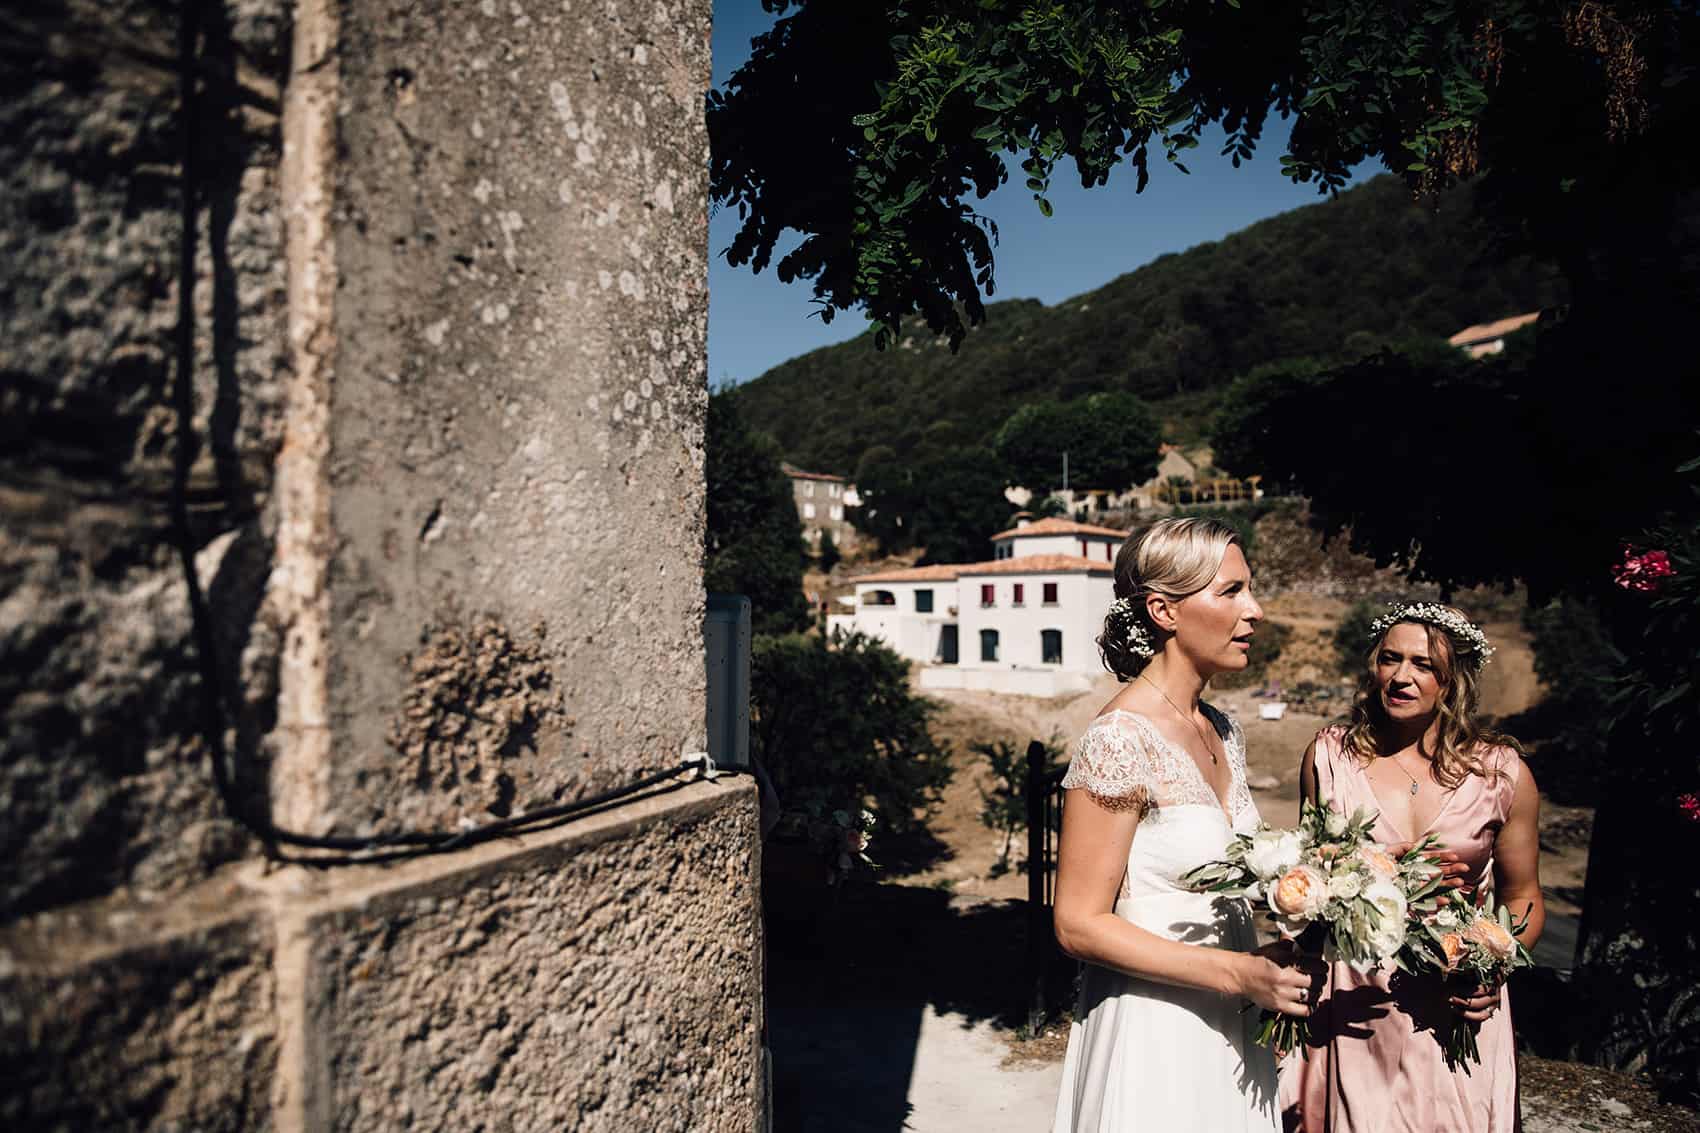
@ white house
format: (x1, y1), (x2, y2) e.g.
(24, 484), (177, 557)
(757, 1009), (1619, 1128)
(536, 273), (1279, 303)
(830, 518), (1125, 696)
(990, 515), (1125, 562)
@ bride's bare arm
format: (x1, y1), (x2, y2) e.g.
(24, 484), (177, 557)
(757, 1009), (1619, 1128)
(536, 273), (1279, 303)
(1051, 788), (1313, 1016)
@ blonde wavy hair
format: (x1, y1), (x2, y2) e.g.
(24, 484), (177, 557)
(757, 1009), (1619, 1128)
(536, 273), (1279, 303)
(1098, 516), (1241, 681)
(1340, 605), (1522, 788)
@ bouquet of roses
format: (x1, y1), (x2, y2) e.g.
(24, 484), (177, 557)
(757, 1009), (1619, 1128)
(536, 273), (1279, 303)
(1398, 889), (1534, 1070)
(1183, 800), (1446, 1052)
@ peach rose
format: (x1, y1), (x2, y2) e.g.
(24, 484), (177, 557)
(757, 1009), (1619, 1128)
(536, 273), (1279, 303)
(1315, 844), (1343, 863)
(1271, 865), (1328, 920)
(1438, 932), (1466, 970)
(1465, 917), (1517, 962)
(1356, 845), (1398, 879)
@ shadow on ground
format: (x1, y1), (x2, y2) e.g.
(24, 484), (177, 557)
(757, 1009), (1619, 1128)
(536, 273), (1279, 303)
(765, 880), (1072, 1133)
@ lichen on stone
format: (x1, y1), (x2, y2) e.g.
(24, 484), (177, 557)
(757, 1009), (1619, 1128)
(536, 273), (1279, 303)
(387, 616), (569, 818)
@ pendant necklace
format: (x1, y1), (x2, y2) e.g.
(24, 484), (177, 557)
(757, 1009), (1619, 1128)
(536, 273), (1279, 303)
(1390, 755), (1423, 797)
(1140, 673), (1219, 765)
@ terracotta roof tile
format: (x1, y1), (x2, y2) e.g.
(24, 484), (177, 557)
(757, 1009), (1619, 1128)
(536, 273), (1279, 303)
(990, 516), (1129, 541)
(855, 553), (1113, 584)
(853, 563), (966, 583)
(1448, 311), (1540, 347)
(959, 554), (1114, 576)
(780, 461), (847, 482)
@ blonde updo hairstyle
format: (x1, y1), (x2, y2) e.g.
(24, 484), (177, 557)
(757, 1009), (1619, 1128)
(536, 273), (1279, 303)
(1098, 516), (1243, 682)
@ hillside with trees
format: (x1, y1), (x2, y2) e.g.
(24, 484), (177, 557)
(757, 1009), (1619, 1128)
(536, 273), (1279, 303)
(729, 175), (1561, 474)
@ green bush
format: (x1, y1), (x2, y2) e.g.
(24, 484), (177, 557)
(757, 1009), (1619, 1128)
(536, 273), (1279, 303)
(751, 631), (953, 843)
(817, 530), (841, 572)
(705, 390), (810, 636)
(1213, 619), (1292, 689)
(972, 736), (1065, 874)
(1333, 600), (1381, 675)
(1172, 501), (1283, 556)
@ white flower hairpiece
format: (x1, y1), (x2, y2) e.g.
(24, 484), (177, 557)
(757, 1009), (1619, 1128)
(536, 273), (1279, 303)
(1106, 595), (1155, 660)
(1367, 602), (1495, 671)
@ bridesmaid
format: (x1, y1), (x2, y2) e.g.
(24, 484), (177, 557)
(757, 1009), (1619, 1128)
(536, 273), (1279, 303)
(1283, 603), (1544, 1133)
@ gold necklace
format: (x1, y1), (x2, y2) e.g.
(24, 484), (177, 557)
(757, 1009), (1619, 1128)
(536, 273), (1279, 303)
(1388, 755), (1423, 797)
(1139, 673), (1219, 765)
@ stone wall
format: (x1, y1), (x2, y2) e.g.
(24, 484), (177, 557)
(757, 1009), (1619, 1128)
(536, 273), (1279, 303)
(0, 0), (758, 1126)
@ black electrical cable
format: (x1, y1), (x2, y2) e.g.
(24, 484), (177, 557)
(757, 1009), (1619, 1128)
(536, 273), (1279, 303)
(166, 0), (717, 865)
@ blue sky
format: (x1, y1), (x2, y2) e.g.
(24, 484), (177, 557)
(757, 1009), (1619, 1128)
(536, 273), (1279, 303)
(708, 1), (1375, 386)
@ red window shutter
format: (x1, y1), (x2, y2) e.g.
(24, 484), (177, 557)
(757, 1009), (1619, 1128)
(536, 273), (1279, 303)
(1013, 583), (1024, 604)
(981, 584), (994, 606)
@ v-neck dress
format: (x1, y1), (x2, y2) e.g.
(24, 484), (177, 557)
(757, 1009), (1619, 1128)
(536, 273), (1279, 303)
(1052, 704), (1279, 1133)
(1281, 726), (1523, 1133)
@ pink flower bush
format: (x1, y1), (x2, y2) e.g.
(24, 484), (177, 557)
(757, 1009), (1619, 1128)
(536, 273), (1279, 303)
(1613, 545), (1676, 592)
(1679, 793), (1700, 823)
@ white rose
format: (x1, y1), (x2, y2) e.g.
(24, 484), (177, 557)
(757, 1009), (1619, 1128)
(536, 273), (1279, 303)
(1245, 829), (1303, 881)
(1362, 880), (1409, 960)
(1327, 871), (1363, 900)
(1325, 811), (1349, 838)
(1369, 917), (1408, 962)
(1434, 907), (1459, 928)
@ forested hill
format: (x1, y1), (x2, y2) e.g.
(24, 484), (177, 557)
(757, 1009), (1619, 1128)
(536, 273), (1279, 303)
(729, 175), (1563, 475)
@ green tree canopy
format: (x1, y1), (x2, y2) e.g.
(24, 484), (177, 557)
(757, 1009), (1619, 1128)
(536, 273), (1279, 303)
(709, 0), (1689, 347)
(705, 389), (811, 635)
(994, 391), (1161, 494)
(850, 441), (1013, 562)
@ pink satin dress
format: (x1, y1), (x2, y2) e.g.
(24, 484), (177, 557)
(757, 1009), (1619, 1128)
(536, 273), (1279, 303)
(1281, 727), (1523, 1133)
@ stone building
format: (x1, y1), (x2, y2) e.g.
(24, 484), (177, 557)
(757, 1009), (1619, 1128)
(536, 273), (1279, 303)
(0, 1), (761, 1129)
(780, 461), (859, 551)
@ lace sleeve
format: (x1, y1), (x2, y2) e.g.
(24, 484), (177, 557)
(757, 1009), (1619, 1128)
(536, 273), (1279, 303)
(1061, 717), (1157, 814)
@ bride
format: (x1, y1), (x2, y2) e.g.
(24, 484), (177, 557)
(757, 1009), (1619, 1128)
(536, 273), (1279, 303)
(1052, 516), (1307, 1132)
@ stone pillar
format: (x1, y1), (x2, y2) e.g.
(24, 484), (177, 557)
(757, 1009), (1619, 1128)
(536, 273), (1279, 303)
(0, 0), (760, 1128)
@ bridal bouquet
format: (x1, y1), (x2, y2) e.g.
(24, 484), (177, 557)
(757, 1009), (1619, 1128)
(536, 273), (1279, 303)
(1182, 800), (1446, 1052)
(1401, 891), (1534, 1070)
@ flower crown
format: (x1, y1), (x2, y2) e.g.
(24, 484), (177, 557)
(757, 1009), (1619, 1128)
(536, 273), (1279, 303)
(1106, 595), (1155, 660)
(1367, 602), (1495, 671)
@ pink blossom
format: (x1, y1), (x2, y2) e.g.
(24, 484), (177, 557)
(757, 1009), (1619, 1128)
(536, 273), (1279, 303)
(1678, 793), (1700, 823)
(1613, 546), (1676, 593)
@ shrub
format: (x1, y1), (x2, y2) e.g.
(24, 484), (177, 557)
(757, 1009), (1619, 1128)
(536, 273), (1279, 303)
(972, 736), (1065, 874)
(1333, 600), (1381, 675)
(751, 631), (952, 846)
(1214, 619), (1292, 689)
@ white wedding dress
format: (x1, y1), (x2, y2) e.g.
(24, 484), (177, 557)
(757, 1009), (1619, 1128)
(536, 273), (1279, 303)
(1052, 705), (1279, 1132)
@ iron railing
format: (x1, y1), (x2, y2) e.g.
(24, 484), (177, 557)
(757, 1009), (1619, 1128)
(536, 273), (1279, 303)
(1026, 740), (1070, 1026)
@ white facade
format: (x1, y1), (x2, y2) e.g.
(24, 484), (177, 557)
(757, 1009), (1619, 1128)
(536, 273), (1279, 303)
(842, 536), (1123, 697)
(991, 516), (1125, 564)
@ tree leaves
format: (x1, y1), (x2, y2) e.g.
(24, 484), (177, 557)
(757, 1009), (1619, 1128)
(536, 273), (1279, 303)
(709, 0), (1602, 346)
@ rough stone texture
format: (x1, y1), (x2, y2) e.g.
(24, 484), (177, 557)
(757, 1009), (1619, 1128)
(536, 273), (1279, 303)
(303, 781), (761, 1132)
(317, 0), (713, 834)
(0, 884), (278, 1132)
(1, 0), (760, 1126)
(0, 0), (290, 916)
(386, 617), (570, 817)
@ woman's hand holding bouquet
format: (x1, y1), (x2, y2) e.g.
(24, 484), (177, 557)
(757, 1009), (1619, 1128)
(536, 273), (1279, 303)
(1184, 800), (1446, 1053)
(1398, 888), (1534, 1070)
